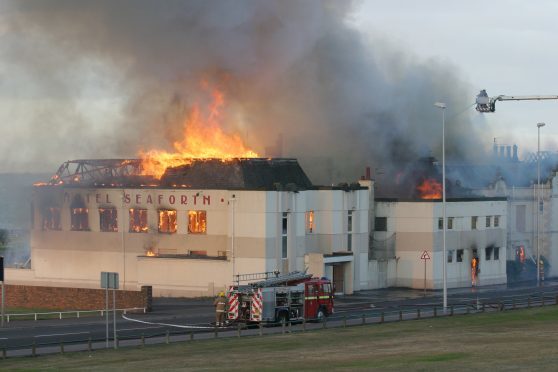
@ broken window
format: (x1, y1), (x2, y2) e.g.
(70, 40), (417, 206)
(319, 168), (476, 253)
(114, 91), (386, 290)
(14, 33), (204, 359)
(456, 249), (464, 263)
(516, 205), (526, 232)
(70, 195), (89, 231)
(448, 217), (454, 230)
(129, 208), (148, 233)
(99, 208), (118, 232)
(306, 211), (315, 233)
(188, 210), (206, 234)
(485, 246), (493, 260)
(375, 217), (387, 231)
(282, 212), (288, 258)
(347, 210), (353, 252)
(42, 207), (61, 231)
(158, 210), (177, 234)
(471, 216), (478, 230)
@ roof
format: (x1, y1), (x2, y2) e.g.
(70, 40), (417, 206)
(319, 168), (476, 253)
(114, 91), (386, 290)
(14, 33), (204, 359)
(160, 158), (313, 191)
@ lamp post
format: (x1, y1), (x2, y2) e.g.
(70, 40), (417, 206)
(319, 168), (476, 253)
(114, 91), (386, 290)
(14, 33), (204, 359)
(434, 102), (447, 312)
(537, 122), (545, 286)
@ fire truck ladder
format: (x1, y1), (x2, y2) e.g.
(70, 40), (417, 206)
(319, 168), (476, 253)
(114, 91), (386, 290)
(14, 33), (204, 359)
(249, 270), (313, 288)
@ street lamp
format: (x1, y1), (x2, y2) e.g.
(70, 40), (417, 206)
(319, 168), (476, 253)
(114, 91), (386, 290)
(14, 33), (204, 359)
(537, 122), (545, 286)
(434, 102), (447, 312)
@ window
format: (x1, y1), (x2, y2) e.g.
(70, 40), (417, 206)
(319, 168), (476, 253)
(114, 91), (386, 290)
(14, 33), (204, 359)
(486, 216), (491, 228)
(485, 246), (493, 260)
(99, 208), (118, 232)
(438, 218), (443, 230)
(447, 249), (453, 263)
(448, 217), (454, 230)
(516, 205), (526, 232)
(471, 216), (478, 230)
(347, 210), (353, 252)
(494, 216), (500, 227)
(129, 208), (148, 233)
(70, 195), (89, 231)
(42, 207), (61, 231)
(188, 210), (206, 234)
(494, 247), (500, 260)
(375, 217), (387, 232)
(456, 249), (464, 263)
(282, 212), (288, 258)
(305, 211), (315, 233)
(158, 210), (177, 233)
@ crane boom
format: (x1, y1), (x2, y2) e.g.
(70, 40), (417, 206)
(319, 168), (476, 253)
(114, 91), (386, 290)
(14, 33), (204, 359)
(476, 90), (558, 112)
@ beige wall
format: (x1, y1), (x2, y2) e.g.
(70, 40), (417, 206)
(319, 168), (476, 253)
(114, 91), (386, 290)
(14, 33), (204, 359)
(28, 186), (372, 297)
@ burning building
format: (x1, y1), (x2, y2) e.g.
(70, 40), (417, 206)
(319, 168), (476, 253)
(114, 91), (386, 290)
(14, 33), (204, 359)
(26, 158), (371, 296)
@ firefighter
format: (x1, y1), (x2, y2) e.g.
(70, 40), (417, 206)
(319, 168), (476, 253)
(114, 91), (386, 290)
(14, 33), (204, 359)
(214, 291), (227, 326)
(471, 256), (479, 287)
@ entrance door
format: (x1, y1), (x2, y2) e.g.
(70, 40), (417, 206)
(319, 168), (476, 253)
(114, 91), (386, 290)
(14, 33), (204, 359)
(332, 265), (344, 295)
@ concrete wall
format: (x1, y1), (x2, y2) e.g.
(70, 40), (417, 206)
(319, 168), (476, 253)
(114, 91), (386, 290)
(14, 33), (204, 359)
(376, 199), (507, 289)
(28, 186), (371, 297)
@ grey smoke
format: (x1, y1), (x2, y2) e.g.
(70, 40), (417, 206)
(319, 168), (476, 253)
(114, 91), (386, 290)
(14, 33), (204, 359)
(0, 0), (489, 183)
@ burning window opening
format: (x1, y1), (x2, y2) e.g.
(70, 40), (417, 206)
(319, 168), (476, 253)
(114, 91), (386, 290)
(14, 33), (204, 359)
(305, 211), (315, 233)
(70, 195), (88, 231)
(159, 210), (177, 234)
(188, 210), (206, 234)
(145, 248), (156, 257)
(42, 207), (61, 231)
(99, 208), (118, 232)
(129, 208), (148, 233)
(71, 208), (89, 231)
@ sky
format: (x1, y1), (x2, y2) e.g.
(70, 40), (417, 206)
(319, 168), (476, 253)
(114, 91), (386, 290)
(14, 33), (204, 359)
(353, 0), (558, 155)
(0, 0), (557, 175)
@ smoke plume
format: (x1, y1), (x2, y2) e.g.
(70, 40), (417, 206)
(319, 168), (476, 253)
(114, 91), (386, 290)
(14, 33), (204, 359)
(0, 0), (488, 183)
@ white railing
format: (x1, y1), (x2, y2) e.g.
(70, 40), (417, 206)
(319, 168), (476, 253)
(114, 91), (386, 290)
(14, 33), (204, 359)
(4, 307), (146, 323)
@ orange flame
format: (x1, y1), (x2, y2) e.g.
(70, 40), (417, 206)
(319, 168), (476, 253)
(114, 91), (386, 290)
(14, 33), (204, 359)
(146, 249), (156, 257)
(416, 178), (442, 199)
(140, 84), (258, 178)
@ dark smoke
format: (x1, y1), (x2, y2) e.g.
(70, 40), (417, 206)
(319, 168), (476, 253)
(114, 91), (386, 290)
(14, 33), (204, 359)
(0, 0), (489, 183)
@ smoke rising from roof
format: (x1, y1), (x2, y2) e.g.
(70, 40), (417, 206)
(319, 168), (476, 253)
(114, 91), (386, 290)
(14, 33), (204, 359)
(0, 0), (489, 183)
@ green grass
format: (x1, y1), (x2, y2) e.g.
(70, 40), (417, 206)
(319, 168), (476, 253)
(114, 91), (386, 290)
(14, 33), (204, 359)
(2, 306), (558, 370)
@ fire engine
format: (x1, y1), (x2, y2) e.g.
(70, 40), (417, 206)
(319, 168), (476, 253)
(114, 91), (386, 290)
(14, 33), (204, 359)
(227, 271), (334, 324)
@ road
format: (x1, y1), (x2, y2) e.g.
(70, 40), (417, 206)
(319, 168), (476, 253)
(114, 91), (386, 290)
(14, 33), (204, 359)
(1, 280), (558, 354)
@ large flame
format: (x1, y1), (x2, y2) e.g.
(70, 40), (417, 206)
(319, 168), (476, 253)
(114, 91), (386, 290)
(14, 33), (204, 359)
(140, 84), (258, 178)
(416, 178), (442, 199)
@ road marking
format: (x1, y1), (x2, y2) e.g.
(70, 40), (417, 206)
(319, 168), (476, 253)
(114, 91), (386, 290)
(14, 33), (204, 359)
(122, 314), (228, 330)
(118, 326), (165, 332)
(35, 331), (90, 338)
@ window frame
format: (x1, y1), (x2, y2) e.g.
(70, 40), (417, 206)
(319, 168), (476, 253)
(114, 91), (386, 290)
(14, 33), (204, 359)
(486, 216), (491, 228)
(456, 249), (464, 263)
(129, 208), (148, 233)
(158, 209), (177, 234)
(187, 210), (207, 234)
(471, 216), (478, 230)
(99, 207), (118, 232)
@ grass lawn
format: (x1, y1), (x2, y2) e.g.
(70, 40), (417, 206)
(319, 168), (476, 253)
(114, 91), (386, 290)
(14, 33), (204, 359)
(2, 306), (558, 371)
